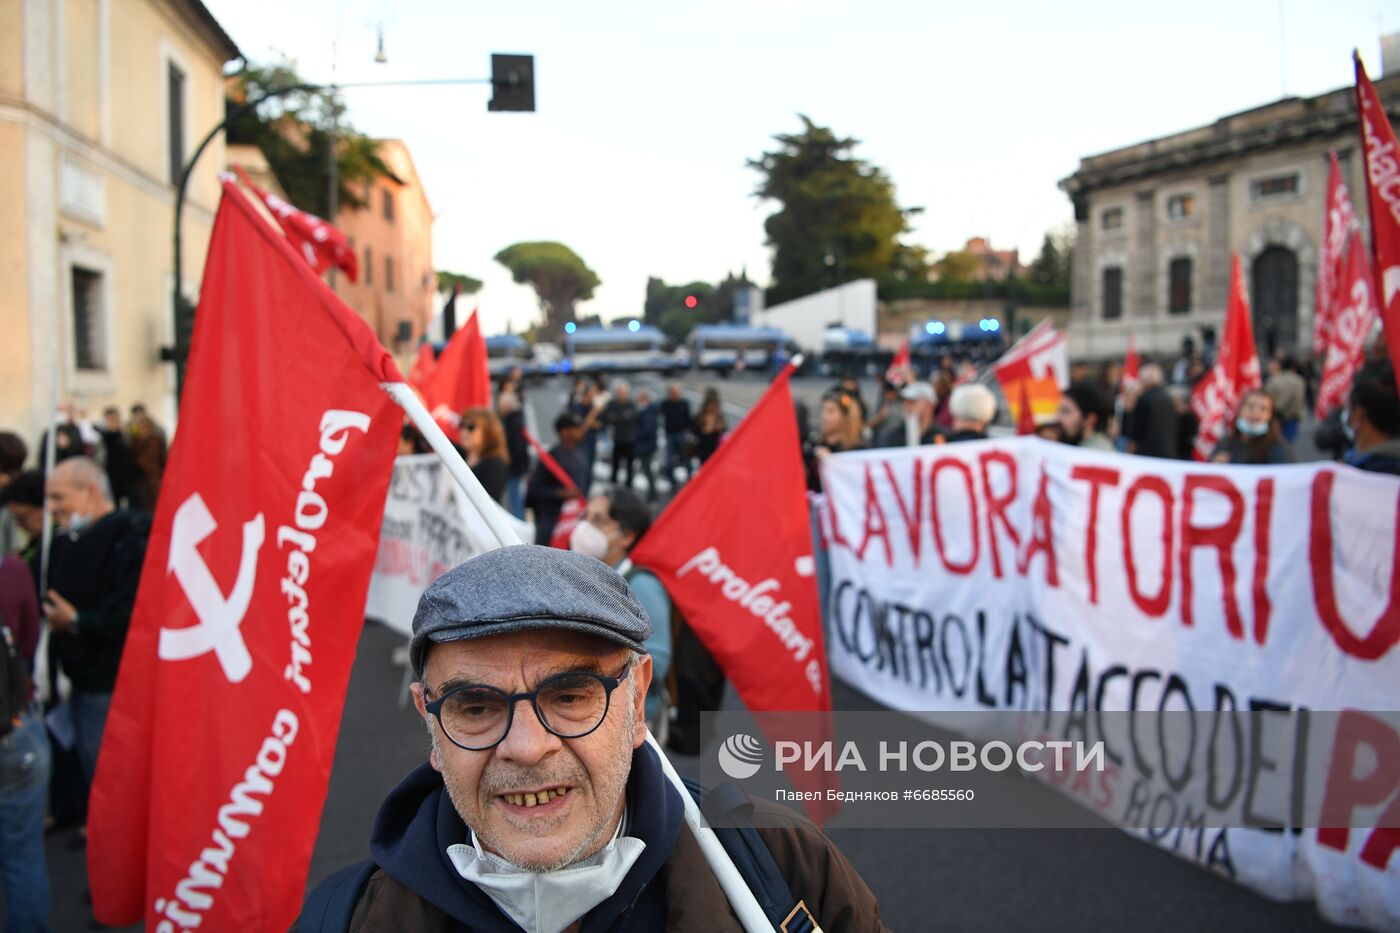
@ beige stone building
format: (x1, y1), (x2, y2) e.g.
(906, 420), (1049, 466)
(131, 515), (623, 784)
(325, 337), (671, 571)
(1060, 61), (1400, 363)
(0, 0), (240, 443)
(332, 139), (436, 371)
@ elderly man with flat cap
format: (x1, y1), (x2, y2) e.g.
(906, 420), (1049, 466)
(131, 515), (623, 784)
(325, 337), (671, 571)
(297, 545), (885, 933)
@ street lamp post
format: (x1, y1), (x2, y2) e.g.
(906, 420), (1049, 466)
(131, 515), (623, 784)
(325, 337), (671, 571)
(165, 65), (528, 398)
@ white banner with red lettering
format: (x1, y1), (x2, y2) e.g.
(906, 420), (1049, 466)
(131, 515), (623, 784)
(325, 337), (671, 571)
(820, 439), (1400, 930)
(365, 454), (532, 635)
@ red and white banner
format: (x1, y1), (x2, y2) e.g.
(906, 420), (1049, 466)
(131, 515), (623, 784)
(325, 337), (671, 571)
(366, 455), (531, 636)
(821, 439), (1400, 930)
(1314, 151), (1361, 362)
(231, 165), (358, 282)
(88, 181), (401, 930)
(1191, 254), (1261, 460)
(1317, 228), (1381, 418)
(421, 307), (491, 440)
(1355, 54), (1400, 388)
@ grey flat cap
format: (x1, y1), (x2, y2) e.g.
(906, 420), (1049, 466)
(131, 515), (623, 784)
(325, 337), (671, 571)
(410, 544), (652, 678)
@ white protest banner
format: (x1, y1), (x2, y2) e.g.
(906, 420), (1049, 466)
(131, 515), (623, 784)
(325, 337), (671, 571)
(821, 439), (1400, 930)
(366, 454), (532, 634)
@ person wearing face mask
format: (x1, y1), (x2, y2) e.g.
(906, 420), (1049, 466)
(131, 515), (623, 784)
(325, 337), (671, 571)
(569, 488), (671, 729)
(1211, 390), (1295, 465)
(1342, 358), (1400, 475)
(295, 546), (886, 933)
(42, 457), (149, 799)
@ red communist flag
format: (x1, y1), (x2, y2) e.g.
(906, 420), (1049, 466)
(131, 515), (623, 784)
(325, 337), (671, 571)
(1190, 253), (1261, 460)
(422, 306), (491, 439)
(232, 165), (359, 282)
(631, 366), (836, 820)
(1355, 53), (1400, 390)
(1317, 228), (1382, 417)
(87, 180), (401, 930)
(1314, 151), (1360, 362)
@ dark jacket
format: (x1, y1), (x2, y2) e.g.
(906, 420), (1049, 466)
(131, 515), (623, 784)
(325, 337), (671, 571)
(470, 457), (510, 505)
(603, 399), (640, 447)
(47, 509), (149, 694)
(502, 410), (531, 479)
(1347, 438), (1400, 476)
(312, 745), (885, 932)
(1126, 386), (1178, 459)
(660, 399), (691, 435)
(1213, 434), (1295, 465)
(526, 444), (589, 545)
(634, 403), (661, 457)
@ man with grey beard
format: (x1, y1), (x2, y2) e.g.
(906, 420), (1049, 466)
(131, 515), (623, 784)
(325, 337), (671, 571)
(296, 545), (885, 932)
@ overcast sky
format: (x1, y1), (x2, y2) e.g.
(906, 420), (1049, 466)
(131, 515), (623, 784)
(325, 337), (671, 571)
(204, 0), (1395, 336)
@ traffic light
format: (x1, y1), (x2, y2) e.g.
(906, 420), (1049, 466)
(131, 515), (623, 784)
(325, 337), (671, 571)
(685, 295), (698, 309)
(488, 54), (535, 112)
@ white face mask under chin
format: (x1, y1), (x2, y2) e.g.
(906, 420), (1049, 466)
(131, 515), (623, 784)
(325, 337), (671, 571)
(447, 815), (646, 933)
(569, 520), (612, 560)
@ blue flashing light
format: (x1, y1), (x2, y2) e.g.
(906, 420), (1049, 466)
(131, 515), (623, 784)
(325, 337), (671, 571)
(564, 322), (577, 334)
(978, 319), (989, 332)
(628, 320), (641, 333)
(924, 321), (946, 336)
(987, 319), (1000, 332)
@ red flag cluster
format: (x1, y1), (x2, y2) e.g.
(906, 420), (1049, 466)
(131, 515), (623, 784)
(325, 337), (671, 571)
(1190, 254), (1261, 460)
(88, 182), (402, 930)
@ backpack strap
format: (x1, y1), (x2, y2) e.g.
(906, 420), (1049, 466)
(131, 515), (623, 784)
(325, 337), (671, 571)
(295, 858), (378, 933)
(684, 779), (821, 933)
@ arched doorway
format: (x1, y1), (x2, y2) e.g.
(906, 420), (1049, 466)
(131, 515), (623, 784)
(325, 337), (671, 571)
(1250, 246), (1298, 358)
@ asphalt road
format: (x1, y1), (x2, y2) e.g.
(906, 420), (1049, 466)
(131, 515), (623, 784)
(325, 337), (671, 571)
(28, 372), (1348, 932)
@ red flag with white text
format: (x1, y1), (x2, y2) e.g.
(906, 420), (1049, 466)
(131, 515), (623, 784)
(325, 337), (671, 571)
(87, 181), (401, 930)
(1317, 228), (1382, 417)
(232, 165), (359, 282)
(1355, 54), (1400, 391)
(1314, 151), (1360, 361)
(885, 338), (911, 386)
(422, 306), (491, 440)
(1190, 254), (1261, 460)
(631, 367), (836, 819)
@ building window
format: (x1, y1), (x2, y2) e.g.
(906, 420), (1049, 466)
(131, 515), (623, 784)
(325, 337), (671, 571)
(1250, 173), (1300, 201)
(1102, 267), (1123, 320)
(167, 62), (186, 184)
(382, 189), (394, 222)
(71, 267), (106, 371)
(364, 246), (373, 285)
(1168, 258), (1193, 314)
(385, 256), (395, 292)
(1101, 207), (1124, 231)
(1166, 194), (1196, 220)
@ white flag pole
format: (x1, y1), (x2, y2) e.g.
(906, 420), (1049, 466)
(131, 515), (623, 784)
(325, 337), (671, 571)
(381, 381), (522, 549)
(384, 380), (773, 930)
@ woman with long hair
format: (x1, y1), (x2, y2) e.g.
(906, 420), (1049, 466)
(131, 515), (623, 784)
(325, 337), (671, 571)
(804, 390), (866, 491)
(1211, 389), (1295, 465)
(458, 406), (511, 503)
(693, 387), (727, 465)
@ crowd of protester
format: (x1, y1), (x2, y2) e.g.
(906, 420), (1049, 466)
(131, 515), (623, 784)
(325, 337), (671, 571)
(5, 341), (1400, 929)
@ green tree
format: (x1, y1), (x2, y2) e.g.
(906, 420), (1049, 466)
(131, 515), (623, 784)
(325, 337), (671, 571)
(937, 250), (980, 284)
(226, 60), (394, 218)
(436, 270), (483, 296)
(749, 115), (925, 304)
(493, 242), (600, 339)
(1028, 228), (1073, 289)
